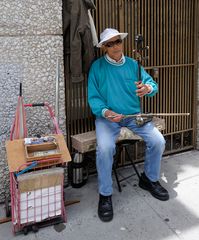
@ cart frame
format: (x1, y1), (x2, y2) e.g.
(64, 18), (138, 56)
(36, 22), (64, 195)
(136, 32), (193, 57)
(8, 102), (66, 235)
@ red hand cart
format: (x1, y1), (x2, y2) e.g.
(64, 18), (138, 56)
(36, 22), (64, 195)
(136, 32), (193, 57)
(6, 101), (71, 235)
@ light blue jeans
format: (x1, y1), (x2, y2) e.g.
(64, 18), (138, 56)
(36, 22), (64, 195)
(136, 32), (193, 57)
(95, 117), (166, 196)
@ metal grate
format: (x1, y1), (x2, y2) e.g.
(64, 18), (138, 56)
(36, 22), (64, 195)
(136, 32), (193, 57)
(64, 0), (198, 156)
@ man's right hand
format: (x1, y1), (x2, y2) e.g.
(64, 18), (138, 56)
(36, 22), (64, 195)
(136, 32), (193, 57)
(104, 110), (123, 122)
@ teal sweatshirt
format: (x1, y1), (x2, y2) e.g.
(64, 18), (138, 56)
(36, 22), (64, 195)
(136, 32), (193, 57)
(88, 56), (158, 117)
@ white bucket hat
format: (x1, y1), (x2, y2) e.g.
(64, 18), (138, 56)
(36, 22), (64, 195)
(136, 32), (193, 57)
(97, 28), (128, 48)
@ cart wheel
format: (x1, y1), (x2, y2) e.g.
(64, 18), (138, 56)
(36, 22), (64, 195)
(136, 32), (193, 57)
(32, 225), (39, 233)
(23, 227), (29, 235)
(5, 196), (11, 217)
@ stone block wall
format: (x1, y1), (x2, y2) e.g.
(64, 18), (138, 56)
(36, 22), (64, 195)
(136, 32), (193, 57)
(0, 0), (66, 202)
(197, 28), (199, 149)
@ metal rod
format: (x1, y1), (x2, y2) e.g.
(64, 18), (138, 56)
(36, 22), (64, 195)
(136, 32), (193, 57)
(55, 58), (60, 122)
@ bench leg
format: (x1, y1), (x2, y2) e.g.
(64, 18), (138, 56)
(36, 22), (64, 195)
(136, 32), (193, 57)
(113, 140), (141, 192)
(124, 147), (141, 179)
(113, 163), (122, 192)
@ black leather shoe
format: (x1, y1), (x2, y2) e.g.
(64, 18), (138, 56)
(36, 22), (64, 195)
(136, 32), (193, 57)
(98, 194), (113, 222)
(139, 172), (169, 201)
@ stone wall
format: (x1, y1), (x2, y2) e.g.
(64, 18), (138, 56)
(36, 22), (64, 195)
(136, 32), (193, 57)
(0, 0), (66, 202)
(197, 27), (199, 149)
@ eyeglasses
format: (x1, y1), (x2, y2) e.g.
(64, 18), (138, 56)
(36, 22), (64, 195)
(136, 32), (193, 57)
(104, 39), (123, 48)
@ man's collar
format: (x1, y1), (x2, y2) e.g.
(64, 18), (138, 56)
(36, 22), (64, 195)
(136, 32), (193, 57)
(105, 54), (125, 65)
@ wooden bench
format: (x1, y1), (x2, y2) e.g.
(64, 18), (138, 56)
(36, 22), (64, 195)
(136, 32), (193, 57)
(71, 117), (165, 154)
(71, 117), (165, 191)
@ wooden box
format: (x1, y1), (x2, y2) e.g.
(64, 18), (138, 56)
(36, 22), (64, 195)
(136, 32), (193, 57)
(25, 141), (61, 162)
(71, 131), (97, 153)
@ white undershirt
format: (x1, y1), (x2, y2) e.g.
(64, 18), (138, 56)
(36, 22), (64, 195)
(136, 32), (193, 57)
(105, 54), (125, 66)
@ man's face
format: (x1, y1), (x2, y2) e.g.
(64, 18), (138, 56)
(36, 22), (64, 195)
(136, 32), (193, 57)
(103, 36), (123, 61)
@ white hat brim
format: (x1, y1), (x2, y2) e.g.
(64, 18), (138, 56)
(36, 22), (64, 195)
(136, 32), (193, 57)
(97, 32), (128, 48)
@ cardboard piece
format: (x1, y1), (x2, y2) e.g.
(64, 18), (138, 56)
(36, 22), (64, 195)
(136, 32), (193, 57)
(17, 167), (64, 192)
(6, 134), (71, 172)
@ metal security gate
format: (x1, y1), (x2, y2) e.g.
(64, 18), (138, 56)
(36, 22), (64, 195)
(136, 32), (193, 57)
(64, 0), (198, 159)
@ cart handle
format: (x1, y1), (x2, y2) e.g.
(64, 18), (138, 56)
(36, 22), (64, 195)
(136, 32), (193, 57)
(32, 103), (45, 107)
(24, 102), (61, 134)
(24, 103), (45, 107)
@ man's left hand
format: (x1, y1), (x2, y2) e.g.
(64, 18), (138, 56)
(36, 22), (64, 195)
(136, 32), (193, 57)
(135, 82), (152, 97)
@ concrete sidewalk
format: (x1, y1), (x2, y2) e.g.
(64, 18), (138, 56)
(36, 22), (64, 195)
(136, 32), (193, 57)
(1, 150), (199, 240)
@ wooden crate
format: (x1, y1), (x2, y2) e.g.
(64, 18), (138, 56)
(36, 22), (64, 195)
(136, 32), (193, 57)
(25, 141), (61, 162)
